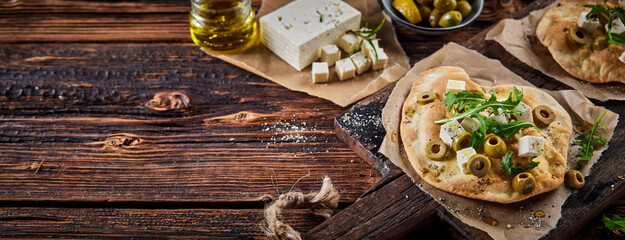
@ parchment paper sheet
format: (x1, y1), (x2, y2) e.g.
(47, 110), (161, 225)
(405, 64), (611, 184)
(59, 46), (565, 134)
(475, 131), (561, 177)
(379, 42), (619, 240)
(485, 4), (625, 101)
(207, 0), (410, 107)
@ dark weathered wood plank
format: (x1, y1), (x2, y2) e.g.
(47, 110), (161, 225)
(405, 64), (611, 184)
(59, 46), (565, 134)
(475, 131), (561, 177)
(0, 43), (380, 204)
(0, 207), (323, 239)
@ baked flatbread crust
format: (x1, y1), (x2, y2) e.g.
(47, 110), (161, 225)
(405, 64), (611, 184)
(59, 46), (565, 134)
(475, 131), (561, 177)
(400, 66), (573, 203)
(536, 0), (625, 84)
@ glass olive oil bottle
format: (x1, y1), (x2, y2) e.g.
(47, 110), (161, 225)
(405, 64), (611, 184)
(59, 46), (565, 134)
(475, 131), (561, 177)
(189, 0), (258, 53)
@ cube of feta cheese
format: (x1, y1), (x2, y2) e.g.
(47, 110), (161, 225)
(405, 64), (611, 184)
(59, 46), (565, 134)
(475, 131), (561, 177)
(513, 102), (533, 123)
(320, 45), (341, 66)
(349, 51), (371, 75)
(446, 80), (466, 94)
(461, 117), (481, 133)
(620, 51), (625, 64)
(358, 27), (376, 39)
(439, 119), (466, 146)
(490, 113), (509, 125)
(336, 32), (362, 53)
(371, 50), (388, 70)
(578, 12), (600, 32)
(361, 39), (381, 60)
(456, 147), (477, 174)
(259, 0), (361, 71)
(518, 136), (544, 157)
(335, 58), (356, 81)
(606, 17), (625, 35)
(312, 62), (329, 83)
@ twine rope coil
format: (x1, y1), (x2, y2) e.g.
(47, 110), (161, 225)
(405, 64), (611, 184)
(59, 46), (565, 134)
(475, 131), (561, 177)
(262, 176), (340, 240)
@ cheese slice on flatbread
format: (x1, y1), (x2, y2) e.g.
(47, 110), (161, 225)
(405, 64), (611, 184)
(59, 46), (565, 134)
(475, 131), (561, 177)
(536, 0), (625, 84)
(400, 66), (573, 203)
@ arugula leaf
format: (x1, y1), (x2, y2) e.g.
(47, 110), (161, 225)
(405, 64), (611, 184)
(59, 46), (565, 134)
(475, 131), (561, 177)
(487, 120), (537, 140)
(443, 91), (486, 112)
(573, 110), (609, 163)
(469, 114), (488, 149)
(603, 214), (625, 233)
(585, 2), (625, 46)
(435, 87), (523, 124)
(500, 151), (540, 175)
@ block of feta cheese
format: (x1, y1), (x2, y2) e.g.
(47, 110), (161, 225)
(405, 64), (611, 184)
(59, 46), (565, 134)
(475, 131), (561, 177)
(320, 45), (341, 66)
(371, 50), (388, 70)
(513, 102), (533, 123)
(446, 80), (466, 94)
(620, 51), (625, 64)
(335, 58), (356, 80)
(312, 62), (329, 83)
(490, 113), (509, 125)
(349, 51), (371, 74)
(461, 117), (481, 133)
(606, 17), (625, 35)
(336, 32), (362, 53)
(578, 12), (600, 32)
(439, 119), (466, 146)
(456, 147), (477, 174)
(259, 0), (361, 71)
(518, 136), (544, 157)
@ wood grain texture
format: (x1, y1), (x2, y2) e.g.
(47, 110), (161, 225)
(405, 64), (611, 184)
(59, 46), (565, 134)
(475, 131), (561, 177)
(0, 43), (381, 204)
(0, 207), (325, 238)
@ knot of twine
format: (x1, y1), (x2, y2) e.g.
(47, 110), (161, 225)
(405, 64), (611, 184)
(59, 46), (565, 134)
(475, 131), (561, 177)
(262, 176), (340, 240)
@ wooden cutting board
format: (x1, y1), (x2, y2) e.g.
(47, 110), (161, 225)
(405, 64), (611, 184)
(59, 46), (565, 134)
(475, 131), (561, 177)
(305, 0), (625, 239)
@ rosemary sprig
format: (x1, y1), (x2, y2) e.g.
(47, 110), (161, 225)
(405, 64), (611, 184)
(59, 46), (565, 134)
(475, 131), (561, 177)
(316, 10), (323, 23)
(350, 19), (385, 63)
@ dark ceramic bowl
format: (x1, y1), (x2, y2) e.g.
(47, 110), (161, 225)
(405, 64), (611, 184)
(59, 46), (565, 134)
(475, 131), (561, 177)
(380, 0), (484, 35)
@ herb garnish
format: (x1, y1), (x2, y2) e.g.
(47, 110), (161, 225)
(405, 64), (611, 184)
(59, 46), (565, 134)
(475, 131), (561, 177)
(436, 87), (537, 149)
(585, 1), (625, 45)
(316, 10), (323, 22)
(350, 19), (385, 63)
(573, 110), (608, 163)
(603, 214), (625, 233)
(500, 151), (540, 175)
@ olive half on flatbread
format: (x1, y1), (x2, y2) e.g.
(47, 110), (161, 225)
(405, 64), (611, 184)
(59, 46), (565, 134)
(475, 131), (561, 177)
(536, 0), (625, 84)
(400, 66), (573, 203)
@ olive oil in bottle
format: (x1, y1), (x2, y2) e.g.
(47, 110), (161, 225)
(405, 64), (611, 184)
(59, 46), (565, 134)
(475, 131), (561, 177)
(189, 0), (258, 53)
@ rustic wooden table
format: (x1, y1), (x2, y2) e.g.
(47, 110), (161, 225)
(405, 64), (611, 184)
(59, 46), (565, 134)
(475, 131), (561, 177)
(0, 0), (623, 239)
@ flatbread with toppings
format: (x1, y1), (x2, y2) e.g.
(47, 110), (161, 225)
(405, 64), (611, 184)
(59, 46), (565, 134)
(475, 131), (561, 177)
(536, 0), (625, 84)
(400, 66), (573, 203)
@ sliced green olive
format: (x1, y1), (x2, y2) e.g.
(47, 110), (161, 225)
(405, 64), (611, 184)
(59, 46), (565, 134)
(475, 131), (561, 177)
(438, 10), (463, 28)
(533, 105), (555, 126)
(592, 36), (608, 51)
(512, 172), (536, 194)
(468, 154), (491, 177)
(426, 139), (447, 160)
(419, 6), (432, 21)
(429, 8), (442, 27)
(452, 132), (471, 151)
(417, 91), (436, 104)
(456, 0), (472, 18)
(434, 0), (457, 13)
(484, 135), (507, 158)
(565, 170), (585, 188)
(567, 26), (589, 45)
